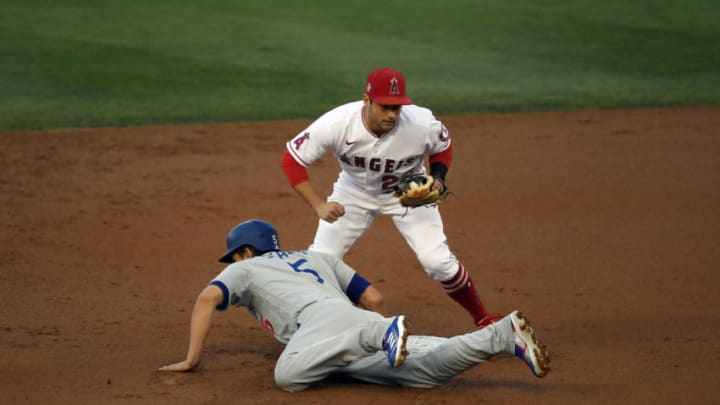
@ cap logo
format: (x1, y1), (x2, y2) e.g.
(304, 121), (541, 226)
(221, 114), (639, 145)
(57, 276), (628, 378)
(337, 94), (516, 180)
(390, 77), (400, 95)
(364, 68), (412, 105)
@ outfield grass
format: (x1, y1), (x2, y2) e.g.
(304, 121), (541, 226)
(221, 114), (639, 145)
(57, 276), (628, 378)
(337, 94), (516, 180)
(1, 0), (719, 129)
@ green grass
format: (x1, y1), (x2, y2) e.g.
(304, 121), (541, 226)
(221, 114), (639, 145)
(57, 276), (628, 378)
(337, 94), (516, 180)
(1, 0), (719, 129)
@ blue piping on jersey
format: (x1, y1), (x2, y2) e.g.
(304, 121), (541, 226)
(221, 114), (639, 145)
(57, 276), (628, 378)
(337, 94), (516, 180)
(210, 280), (229, 311)
(346, 273), (370, 304)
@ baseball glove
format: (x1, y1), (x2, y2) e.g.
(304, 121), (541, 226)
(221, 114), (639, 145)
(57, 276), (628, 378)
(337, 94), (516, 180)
(392, 174), (449, 208)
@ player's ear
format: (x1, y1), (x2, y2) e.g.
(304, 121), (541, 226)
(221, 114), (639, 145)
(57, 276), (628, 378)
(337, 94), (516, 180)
(231, 247), (251, 262)
(231, 251), (243, 262)
(242, 247), (256, 259)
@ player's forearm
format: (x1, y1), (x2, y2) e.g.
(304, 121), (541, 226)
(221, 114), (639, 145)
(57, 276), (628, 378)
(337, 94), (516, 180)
(358, 285), (385, 314)
(281, 151), (323, 209)
(293, 181), (325, 210)
(429, 161), (448, 182)
(184, 291), (218, 367)
(429, 143), (452, 181)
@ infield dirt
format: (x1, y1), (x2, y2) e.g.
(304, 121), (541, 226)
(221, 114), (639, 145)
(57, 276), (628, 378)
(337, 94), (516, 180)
(1, 106), (719, 404)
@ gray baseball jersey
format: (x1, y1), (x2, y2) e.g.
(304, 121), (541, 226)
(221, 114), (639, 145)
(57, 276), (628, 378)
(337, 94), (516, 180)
(210, 250), (369, 344)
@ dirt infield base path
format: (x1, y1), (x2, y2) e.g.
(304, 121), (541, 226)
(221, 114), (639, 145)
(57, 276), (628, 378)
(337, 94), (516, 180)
(2, 106), (719, 404)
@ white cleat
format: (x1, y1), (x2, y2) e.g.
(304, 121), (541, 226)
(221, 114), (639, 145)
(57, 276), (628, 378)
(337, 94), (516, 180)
(510, 311), (551, 378)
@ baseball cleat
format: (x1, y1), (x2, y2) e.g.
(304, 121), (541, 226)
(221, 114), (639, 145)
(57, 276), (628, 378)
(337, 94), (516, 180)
(382, 315), (409, 368)
(510, 311), (550, 378)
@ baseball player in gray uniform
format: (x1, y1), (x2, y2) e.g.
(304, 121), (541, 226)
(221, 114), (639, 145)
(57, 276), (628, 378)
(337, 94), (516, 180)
(281, 67), (499, 328)
(158, 219), (551, 391)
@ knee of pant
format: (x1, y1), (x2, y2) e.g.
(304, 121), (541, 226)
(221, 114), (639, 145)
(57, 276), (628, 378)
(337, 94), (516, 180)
(416, 250), (456, 281)
(274, 365), (309, 392)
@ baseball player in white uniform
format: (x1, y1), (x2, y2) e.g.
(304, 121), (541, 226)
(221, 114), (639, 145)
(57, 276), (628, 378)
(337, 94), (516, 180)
(158, 219), (550, 392)
(281, 67), (499, 328)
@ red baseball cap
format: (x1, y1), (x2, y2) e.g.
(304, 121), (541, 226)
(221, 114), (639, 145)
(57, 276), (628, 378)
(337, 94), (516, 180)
(365, 67), (413, 105)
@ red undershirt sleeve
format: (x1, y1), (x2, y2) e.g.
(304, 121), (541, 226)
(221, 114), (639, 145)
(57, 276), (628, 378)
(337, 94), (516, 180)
(429, 143), (453, 167)
(281, 150), (310, 187)
(429, 143), (452, 180)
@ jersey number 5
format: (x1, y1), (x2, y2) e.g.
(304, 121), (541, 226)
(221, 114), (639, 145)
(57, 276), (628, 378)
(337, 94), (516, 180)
(287, 259), (325, 284)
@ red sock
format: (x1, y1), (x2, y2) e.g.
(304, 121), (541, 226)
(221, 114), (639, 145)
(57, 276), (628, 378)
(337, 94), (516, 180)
(441, 263), (491, 326)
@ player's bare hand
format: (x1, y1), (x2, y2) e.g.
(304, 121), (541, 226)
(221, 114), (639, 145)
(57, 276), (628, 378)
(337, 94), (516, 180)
(158, 360), (196, 372)
(317, 201), (345, 223)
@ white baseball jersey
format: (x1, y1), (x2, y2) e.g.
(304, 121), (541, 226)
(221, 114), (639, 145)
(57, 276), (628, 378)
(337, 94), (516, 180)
(211, 250), (366, 344)
(286, 101), (451, 195)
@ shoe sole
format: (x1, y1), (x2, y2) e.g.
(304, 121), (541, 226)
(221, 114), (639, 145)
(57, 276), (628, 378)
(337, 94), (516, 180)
(512, 311), (550, 378)
(391, 316), (410, 368)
